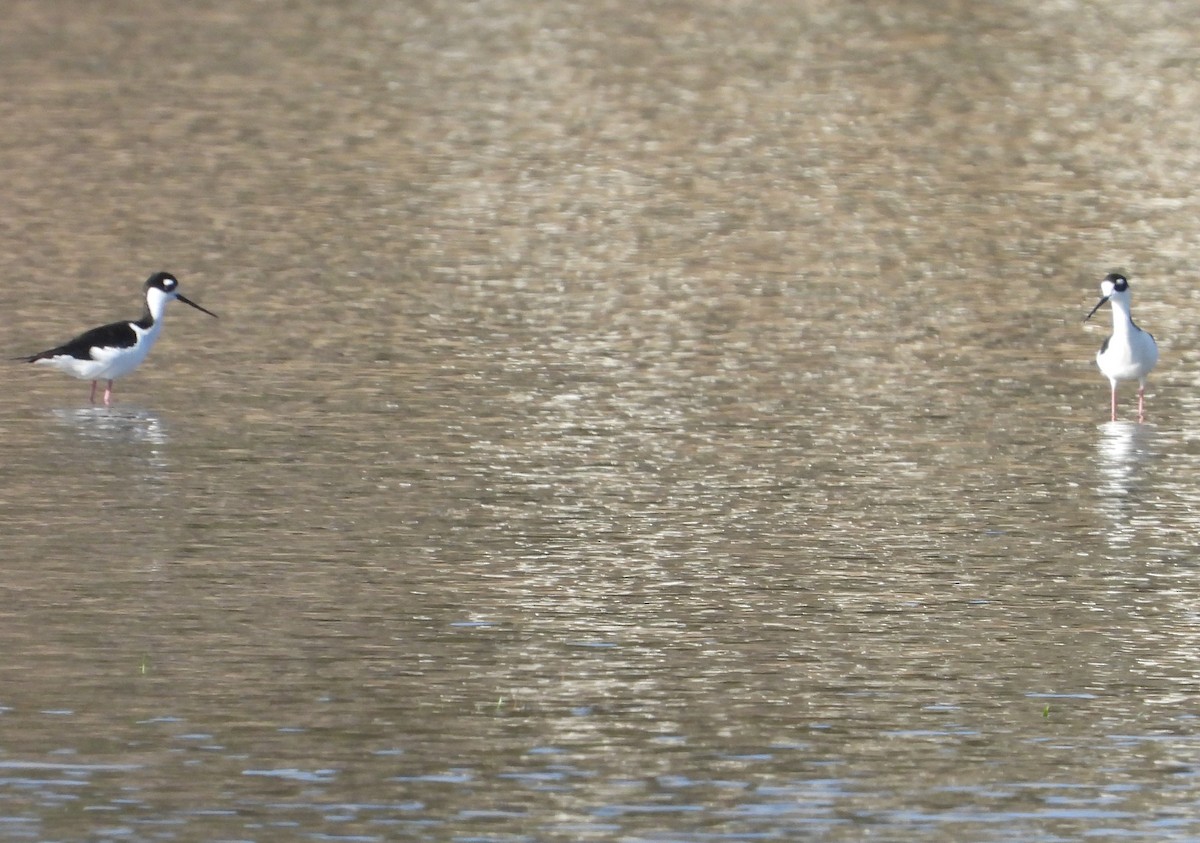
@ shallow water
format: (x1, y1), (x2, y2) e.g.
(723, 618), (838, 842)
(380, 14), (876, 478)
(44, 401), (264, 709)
(2, 1), (1200, 840)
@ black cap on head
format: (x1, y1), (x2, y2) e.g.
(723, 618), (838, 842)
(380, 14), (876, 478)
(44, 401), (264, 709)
(1104, 272), (1128, 291)
(145, 271), (179, 293)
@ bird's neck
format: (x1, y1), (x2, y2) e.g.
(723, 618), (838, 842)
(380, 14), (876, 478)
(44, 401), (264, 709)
(141, 289), (171, 328)
(1109, 299), (1136, 335)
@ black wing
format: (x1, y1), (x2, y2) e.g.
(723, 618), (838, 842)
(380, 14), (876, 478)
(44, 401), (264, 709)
(21, 320), (138, 362)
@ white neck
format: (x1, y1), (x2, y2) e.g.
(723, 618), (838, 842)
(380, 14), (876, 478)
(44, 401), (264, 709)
(1108, 295), (1135, 334)
(145, 288), (173, 323)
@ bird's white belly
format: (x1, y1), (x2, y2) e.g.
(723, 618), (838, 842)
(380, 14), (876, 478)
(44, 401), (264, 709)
(91, 340), (155, 379)
(35, 328), (158, 381)
(34, 354), (110, 380)
(1097, 333), (1158, 382)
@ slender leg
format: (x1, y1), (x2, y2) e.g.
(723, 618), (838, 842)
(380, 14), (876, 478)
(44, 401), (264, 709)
(1110, 383), (1118, 423)
(103, 380), (113, 407)
(1137, 382), (1147, 423)
(89, 380), (98, 404)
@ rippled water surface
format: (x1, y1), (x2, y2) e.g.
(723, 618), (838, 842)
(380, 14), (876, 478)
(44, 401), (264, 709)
(2, 1), (1200, 840)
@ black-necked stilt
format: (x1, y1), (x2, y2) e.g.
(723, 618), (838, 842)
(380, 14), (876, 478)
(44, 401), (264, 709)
(18, 271), (217, 406)
(1085, 272), (1158, 423)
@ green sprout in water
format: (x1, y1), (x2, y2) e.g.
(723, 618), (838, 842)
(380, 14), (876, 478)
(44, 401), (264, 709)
(1043, 704), (1050, 718)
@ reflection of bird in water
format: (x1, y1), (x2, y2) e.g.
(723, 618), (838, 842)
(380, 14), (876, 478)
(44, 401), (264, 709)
(1085, 272), (1158, 423)
(18, 272), (217, 406)
(51, 408), (172, 486)
(53, 408), (169, 446)
(1094, 421), (1155, 548)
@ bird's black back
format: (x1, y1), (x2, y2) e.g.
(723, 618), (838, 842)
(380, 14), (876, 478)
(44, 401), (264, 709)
(21, 320), (138, 363)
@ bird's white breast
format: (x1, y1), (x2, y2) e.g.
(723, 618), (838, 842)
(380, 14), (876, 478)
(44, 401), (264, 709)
(1097, 329), (1158, 381)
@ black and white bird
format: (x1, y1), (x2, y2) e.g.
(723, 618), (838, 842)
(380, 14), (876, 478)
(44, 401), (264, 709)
(19, 271), (217, 406)
(1085, 272), (1158, 423)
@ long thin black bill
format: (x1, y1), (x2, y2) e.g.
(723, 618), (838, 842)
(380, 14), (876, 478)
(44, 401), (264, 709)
(1084, 296), (1109, 322)
(178, 294), (218, 319)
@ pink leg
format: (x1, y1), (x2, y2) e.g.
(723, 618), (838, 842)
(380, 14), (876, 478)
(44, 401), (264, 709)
(89, 380), (98, 404)
(1110, 384), (1118, 423)
(1138, 384), (1146, 423)
(103, 380), (113, 407)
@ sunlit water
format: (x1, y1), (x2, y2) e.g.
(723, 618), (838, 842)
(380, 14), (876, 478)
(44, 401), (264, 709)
(1, 1), (1200, 841)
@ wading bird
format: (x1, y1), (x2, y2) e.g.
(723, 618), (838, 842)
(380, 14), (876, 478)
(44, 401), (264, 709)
(19, 271), (217, 406)
(1085, 272), (1157, 423)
